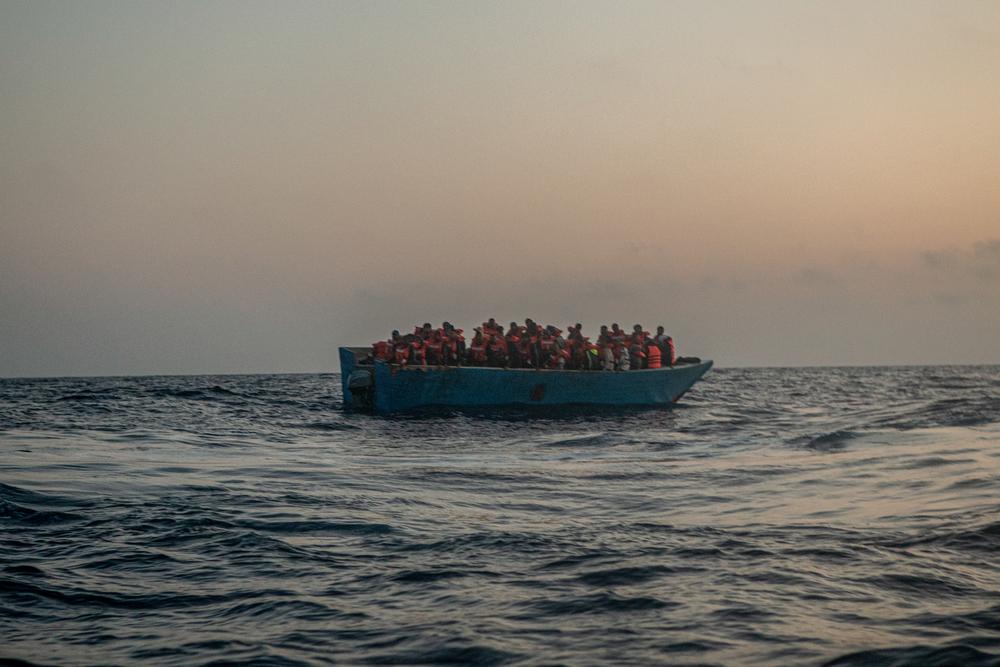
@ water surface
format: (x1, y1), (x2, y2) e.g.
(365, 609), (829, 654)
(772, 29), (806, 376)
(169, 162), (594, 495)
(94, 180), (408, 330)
(2, 366), (999, 665)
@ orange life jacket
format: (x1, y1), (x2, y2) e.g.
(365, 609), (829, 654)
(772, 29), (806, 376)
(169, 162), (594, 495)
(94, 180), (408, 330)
(646, 344), (661, 368)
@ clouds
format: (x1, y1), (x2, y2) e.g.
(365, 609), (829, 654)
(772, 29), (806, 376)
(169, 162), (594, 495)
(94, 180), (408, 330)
(923, 238), (1000, 283)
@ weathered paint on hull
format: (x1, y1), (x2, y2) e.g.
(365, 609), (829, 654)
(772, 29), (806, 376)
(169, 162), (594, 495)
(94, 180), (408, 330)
(340, 347), (712, 414)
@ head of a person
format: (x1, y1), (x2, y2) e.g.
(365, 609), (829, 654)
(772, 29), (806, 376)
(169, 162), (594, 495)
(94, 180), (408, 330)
(391, 330), (400, 340)
(657, 326), (664, 334)
(600, 325), (608, 333)
(509, 321), (518, 330)
(612, 323), (620, 332)
(634, 324), (642, 332)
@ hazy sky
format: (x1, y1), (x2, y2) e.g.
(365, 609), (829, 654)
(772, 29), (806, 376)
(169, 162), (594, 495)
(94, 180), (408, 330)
(2, 0), (999, 375)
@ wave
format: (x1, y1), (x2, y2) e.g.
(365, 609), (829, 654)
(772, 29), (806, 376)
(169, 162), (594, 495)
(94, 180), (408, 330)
(364, 644), (521, 666)
(797, 429), (863, 451)
(871, 395), (1000, 430)
(886, 521), (1000, 553)
(824, 643), (999, 666)
(521, 591), (672, 617)
(151, 385), (244, 400)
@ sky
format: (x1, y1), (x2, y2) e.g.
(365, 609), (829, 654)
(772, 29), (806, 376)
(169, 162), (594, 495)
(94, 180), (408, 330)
(2, 0), (999, 376)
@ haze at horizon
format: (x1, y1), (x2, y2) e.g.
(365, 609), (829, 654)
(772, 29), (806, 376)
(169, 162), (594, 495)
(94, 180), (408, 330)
(2, 0), (999, 376)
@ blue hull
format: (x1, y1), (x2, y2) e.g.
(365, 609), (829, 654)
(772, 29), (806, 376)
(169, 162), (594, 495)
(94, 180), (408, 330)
(340, 347), (712, 414)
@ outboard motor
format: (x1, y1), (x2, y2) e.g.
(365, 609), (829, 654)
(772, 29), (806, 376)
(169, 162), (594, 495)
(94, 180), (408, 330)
(346, 369), (375, 411)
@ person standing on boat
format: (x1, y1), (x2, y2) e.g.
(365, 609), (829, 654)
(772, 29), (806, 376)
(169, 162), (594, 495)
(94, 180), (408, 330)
(600, 340), (615, 371)
(616, 343), (631, 371)
(524, 319), (542, 368)
(654, 326), (676, 366)
(506, 322), (522, 368)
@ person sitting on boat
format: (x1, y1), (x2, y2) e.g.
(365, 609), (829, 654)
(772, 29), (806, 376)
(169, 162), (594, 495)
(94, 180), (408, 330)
(444, 328), (462, 365)
(487, 329), (508, 367)
(483, 318), (501, 336)
(545, 340), (569, 370)
(441, 322), (464, 365)
(409, 335), (427, 366)
(467, 328), (488, 366)
(393, 335), (411, 366)
(424, 328), (444, 365)
(539, 326), (556, 362)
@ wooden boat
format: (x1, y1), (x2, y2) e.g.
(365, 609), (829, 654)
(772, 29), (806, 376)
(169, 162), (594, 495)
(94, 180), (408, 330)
(339, 347), (712, 414)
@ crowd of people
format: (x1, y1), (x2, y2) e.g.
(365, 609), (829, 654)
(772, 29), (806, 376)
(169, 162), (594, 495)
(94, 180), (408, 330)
(367, 319), (678, 371)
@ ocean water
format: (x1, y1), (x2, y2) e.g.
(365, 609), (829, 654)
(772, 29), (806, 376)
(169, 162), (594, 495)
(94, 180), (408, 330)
(2, 366), (1000, 666)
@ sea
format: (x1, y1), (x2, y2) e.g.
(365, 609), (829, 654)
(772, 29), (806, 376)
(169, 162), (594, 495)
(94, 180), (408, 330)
(2, 366), (999, 666)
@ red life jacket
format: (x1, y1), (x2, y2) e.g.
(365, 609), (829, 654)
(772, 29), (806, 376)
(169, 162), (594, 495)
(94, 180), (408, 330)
(394, 345), (410, 365)
(425, 335), (443, 355)
(410, 341), (426, 365)
(372, 340), (391, 361)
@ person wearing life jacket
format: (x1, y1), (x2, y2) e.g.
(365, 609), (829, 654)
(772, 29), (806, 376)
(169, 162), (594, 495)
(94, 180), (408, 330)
(443, 324), (465, 366)
(522, 319), (541, 368)
(616, 343), (631, 371)
(654, 326), (676, 366)
(545, 341), (568, 370)
(582, 339), (601, 370)
(483, 318), (500, 337)
(372, 339), (392, 362)
(424, 329), (444, 365)
(393, 335), (411, 366)
(631, 324), (650, 348)
(629, 342), (646, 370)
(646, 341), (662, 368)
(413, 322), (433, 340)
(487, 330), (508, 367)
(601, 342), (615, 371)
(467, 328), (487, 366)
(505, 322), (522, 368)
(409, 336), (427, 366)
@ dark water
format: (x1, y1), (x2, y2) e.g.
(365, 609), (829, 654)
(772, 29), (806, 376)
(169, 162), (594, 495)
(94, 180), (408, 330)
(2, 367), (1000, 666)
